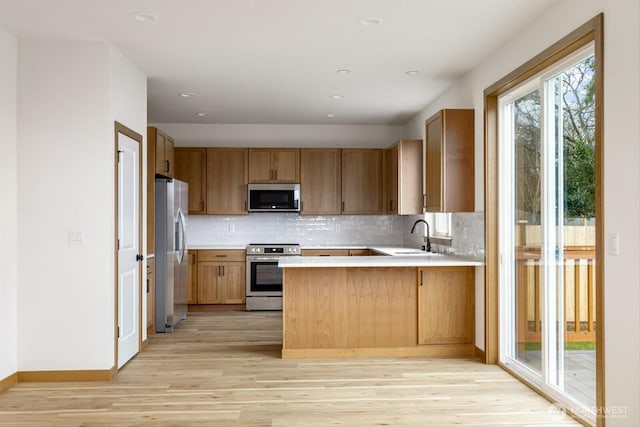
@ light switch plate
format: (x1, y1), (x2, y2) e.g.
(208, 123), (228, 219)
(69, 230), (85, 245)
(608, 232), (619, 255)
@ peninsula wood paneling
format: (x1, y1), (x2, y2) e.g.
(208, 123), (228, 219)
(283, 267), (416, 350)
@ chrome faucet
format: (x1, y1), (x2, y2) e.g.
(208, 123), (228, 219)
(410, 219), (432, 252)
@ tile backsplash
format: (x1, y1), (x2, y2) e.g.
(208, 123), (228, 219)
(185, 211), (485, 257)
(187, 214), (405, 247)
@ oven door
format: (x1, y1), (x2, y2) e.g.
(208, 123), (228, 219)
(246, 257), (283, 297)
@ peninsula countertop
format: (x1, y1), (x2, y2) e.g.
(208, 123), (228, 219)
(279, 252), (484, 268)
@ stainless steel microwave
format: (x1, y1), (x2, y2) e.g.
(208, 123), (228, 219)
(248, 183), (300, 212)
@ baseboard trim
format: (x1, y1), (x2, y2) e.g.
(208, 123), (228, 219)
(282, 344), (475, 359)
(0, 372), (18, 393)
(474, 346), (487, 363)
(18, 368), (116, 383)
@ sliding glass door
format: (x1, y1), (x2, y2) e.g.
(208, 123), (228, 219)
(499, 44), (596, 422)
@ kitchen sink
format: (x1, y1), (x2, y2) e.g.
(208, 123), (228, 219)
(386, 249), (443, 256)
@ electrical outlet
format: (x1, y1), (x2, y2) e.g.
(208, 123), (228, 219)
(228, 223), (235, 233)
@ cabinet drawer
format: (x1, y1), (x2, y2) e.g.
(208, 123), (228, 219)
(301, 249), (349, 256)
(197, 250), (245, 262)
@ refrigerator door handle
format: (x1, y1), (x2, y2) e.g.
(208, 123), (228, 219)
(176, 208), (187, 265)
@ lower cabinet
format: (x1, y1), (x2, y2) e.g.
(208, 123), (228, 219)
(418, 266), (474, 345)
(187, 252), (197, 304)
(146, 258), (155, 333)
(301, 248), (371, 256)
(195, 250), (246, 305)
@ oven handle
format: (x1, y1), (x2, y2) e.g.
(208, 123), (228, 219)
(246, 256), (282, 262)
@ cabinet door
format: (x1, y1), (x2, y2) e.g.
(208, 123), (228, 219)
(197, 262), (221, 304)
(165, 137), (175, 178)
(273, 149), (300, 182)
(425, 114), (443, 211)
(342, 149), (383, 214)
(206, 148), (248, 214)
(219, 262), (246, 304)
(385, 145), (398, 214)
(248, 149), (274, 183)
(146, 258), (155, 331)
(300, 148), (341, 214)
(418, 267), (474, 345)
(187, 252), (197, 304)
(154, 130), (167, 174)
(397, 139), (424, 215)
(175, 148), (207, 214)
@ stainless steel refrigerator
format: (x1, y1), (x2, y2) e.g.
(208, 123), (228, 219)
(155, 178), (188, 333)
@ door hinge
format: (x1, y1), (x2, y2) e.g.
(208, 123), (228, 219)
(117, 326), (120, 338)
(117, 239), (120, 249)
(136, 254), (144, 262)
(117, 150), (123, 162)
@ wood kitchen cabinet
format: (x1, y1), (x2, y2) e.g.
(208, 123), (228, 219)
(341, 149), (383, 214)
(301, 249), (371, 256)
(174, 148), (207, 214)
(197, 250), (246, 304)
(148, 126), (175, 178)
(418, 266), (474, 345)
(146, 257), (155, 334)
(249, 148), (300, 183)
(147, 126), (177, 254)
(424, 109), (475, 212)
(300, 148), (341, 214)
(206, 148), (248, 215)
(384, 139), (423, 215)
(187, 251), (198, 304)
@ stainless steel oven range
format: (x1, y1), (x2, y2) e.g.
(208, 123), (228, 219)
(245, 243), (301, 311)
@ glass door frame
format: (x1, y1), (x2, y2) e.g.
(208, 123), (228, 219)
(497, 44), (596, 424)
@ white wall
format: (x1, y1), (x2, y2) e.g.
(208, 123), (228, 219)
(0, 26), (18, 381)
(151, 123), (404, 148)
(108, 45), (148, 340)
(17, 40), (127, 371)
(403, 1), (640, 424)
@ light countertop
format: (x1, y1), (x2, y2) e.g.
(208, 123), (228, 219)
(279, 253), (484, 268)
(188, 245), (247, 250)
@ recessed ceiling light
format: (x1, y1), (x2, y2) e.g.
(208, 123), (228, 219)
(132, 12), (157, 22)
(336, 69), (351, 75)
(180, 92), (195, 98)
(195, 112), (207, 117)
(332, 94), (344, 99)
(406, 70), (420, 76)
(360, 17), (383, 26)
(327, 114), (336, 118)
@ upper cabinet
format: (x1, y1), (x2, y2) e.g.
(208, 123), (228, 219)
(148, 126), (174, 178)
(248, 148), (300, 183)
(424, 109), (475, 212)
(300, 148), (341, 215)
(174, 148), (207, 214)
(206, 148), (248, 215)
(384, 139), (423, 215)
(341, 149), (383, 214)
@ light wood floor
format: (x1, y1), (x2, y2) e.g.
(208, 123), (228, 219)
(0, 311), (582, 426)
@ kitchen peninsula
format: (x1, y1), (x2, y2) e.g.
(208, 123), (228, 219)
(279, 252), (483, 359)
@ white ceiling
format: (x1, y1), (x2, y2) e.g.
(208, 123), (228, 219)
(0, 0), (557, 125)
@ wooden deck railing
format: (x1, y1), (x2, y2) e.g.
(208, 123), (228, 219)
(516, 245), (596, 344)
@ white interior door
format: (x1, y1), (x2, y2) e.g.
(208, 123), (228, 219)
(117, 130), (140, 368)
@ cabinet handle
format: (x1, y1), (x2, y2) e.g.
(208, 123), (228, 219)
(146, 278), (150, 293)
(218, 265), (222, 276)
(342, 201), (345, 212)
(201, 200), (205, 211)
(419, 270), (423, 287)
(244, 200), (248, 211)
(215, 255), (227, 257)
(165, 160), (170, 173)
